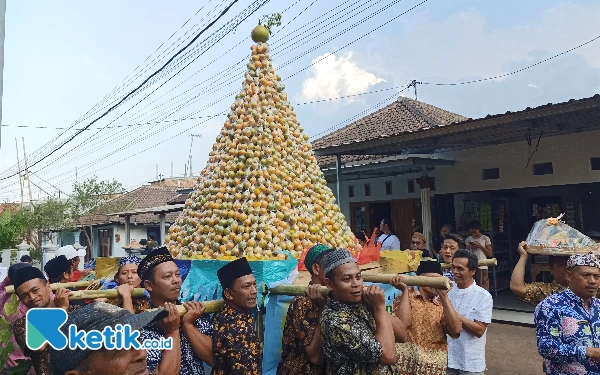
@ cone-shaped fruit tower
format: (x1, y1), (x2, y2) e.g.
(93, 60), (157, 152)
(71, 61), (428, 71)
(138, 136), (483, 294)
(165, 24), (356, 260)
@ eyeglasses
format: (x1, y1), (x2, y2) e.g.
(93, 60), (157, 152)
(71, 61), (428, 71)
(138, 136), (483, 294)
(411, 241), (423, 245)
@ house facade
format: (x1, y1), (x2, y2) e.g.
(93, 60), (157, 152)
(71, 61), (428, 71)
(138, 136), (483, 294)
(315, 94), (600, 295)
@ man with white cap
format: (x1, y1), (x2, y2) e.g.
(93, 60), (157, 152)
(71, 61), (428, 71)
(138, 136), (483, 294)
(535, 252), (600, 374)
(56, 245), (91, 282)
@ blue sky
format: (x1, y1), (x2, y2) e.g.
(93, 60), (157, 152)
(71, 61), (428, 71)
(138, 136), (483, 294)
(0, 0), (598, 201)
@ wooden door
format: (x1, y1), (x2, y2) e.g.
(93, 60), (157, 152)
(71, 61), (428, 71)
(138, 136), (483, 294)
(391, 199), (420, 250)
(98, 229), (113, 258)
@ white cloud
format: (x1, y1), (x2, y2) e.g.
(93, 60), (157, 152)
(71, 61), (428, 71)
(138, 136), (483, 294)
(301, 52), (385, 101)
(527, 84), (539, 89)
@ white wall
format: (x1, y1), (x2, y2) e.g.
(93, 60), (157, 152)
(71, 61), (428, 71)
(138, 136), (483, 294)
(435, 130), (600, 194)
(328, 172), (426, 224)
(112, 224), (148, 257)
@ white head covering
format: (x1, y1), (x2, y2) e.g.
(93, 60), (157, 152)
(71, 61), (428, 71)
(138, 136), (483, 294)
(56, 245), (79, 261)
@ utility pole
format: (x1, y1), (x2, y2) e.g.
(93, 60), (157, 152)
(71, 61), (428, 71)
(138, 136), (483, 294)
(22, 137), (33, 211)
(0, 0), (6, 150)
(188, 134), (202, 176)
(408, 80), (421, 100)
(15, 138), (24, 207)
(155, 164), (158, 180)
(171, 161), (174, 178)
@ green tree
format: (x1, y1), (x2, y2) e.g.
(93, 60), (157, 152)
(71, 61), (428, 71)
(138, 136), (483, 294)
(0, 210), (29, 250)
(68, 177), (128, 250)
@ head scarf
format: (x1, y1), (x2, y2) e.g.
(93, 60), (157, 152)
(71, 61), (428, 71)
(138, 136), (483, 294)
(322, 248), (357, 275)
(304, 244), (331, 273)
(118, 255), (142, 268)
(567, 252), (600, 269)
(137, 247), (174, 282)
(217, 257), (253, 289)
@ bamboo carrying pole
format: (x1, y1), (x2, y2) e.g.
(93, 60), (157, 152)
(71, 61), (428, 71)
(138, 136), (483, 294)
(67, 288), (146, 300)
(146, 300), (225, 316)
(269, 274), (452, 295)
(5, 280), (92, 294)
(440, 258), (497, 269)
(362, 274), (451, 289)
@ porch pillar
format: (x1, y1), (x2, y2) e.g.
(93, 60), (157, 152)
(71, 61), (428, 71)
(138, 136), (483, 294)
(125, 216), (131, 246)
(16, 240), (32, 264)
(416, 168), (434, 253)
(159, 214), (166, 246)
(335, 154), (342, 207)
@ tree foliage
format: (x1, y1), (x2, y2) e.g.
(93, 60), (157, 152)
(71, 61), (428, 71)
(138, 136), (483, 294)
(0, 177), (127, 250)
(69, 177), (127, 219)
(0, 210), (29, 250)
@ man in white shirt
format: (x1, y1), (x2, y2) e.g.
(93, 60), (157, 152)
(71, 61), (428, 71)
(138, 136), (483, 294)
(447, 249), (493, 375)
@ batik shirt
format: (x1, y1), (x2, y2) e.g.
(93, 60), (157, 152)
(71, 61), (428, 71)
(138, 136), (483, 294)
(535, 289), (600, 374)
(13, 316), (51, 375)
(277, 295), (324, 375)
(442, 271), (454, 282)
(139, 300), (213, 375)
(321, 297), (393, 375)
(0, 277), (34, 374)
(392, 291), (447, 375)
(522, 280), (566, 306)
(211, 303), (261, 375)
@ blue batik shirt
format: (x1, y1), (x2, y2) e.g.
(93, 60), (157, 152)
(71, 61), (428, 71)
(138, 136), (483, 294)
(535, 288), (600, 374)
(443, 270), (454, 282)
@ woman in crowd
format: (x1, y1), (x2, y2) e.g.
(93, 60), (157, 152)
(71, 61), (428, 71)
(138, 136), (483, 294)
(95, 255), (148, 313)
(379, 217), (401, 251)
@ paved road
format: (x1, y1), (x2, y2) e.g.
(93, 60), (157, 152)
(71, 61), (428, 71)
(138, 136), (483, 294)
(486, 323), (543, 375)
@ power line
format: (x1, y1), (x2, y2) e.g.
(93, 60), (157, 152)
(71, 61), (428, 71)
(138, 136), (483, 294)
(0, 0), (429, 192)
(6, 0), (318, 177)
(22, 0), (271, 177)
(0, 0), (247, 182)
(15, 1), (229, 169)
(420, 34), (600, 86)
(310, 86), (411, 140)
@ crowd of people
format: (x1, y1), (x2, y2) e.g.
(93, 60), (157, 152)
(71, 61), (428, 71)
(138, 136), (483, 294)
(5, 221), (600, 375)
(2, 233), (499, 375)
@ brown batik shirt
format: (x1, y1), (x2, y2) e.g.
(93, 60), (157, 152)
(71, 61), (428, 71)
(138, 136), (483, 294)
(104, 296), (150, 314)
(276, 295), (324, 375)
(211, 303), (261, 375)
(13, 316), (51, 375)
(392, 291), (447, 375)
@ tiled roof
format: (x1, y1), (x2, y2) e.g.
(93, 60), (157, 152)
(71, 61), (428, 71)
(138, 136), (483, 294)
(77, 185), (181, 226)
(167, 192), (191, 205)
(314, 94), (600, 161)
(314, 97), (467, 168)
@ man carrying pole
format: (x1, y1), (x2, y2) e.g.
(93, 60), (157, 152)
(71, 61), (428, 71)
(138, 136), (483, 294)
(446, 250), (493, 375)
(510, 241), (569, 305)
(320, 248), (402, 375)
(137, 247), (213, 375)
(277, 244), (332, 375)
(390, 261), (462, 375)
(212, 257), (261, 375)
(11, 266), (72, 375)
